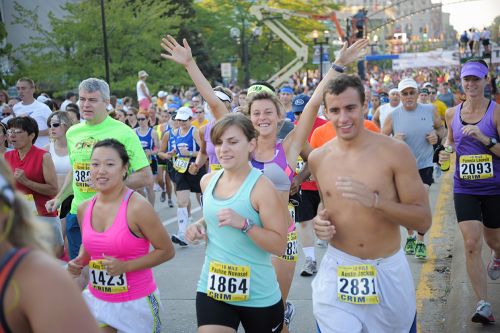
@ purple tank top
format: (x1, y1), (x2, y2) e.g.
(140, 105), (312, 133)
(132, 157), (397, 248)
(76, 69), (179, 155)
(452, 101), (500, 195)
(204, 120), (220, 169)
(251, 141), (294, 192)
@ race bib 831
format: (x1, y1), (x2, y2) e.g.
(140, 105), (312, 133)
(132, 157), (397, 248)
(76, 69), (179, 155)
(337, 264), (379, 305)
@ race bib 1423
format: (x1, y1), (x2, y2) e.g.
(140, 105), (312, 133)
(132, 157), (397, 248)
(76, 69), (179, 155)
(89, 260), (128, 294)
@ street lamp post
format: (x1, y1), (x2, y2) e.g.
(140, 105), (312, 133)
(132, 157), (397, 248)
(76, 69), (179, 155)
(312, 30), (330, 80)
(100, 0), (110, 86)
(230, 26), (261, 87)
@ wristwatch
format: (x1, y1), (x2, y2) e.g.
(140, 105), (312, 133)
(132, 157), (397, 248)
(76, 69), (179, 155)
(486, 137), (498, 149)
(331, 63), (346, 73)
(241, 219), (255, 233)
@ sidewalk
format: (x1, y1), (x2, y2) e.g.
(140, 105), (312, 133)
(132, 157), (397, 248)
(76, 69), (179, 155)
(445, 225), (500, 332)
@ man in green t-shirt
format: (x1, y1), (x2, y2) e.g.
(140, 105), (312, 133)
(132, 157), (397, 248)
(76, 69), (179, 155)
(46, 78), (152, 259)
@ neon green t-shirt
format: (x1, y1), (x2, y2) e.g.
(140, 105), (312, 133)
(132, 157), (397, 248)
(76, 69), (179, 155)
(66, 116), (149, 214)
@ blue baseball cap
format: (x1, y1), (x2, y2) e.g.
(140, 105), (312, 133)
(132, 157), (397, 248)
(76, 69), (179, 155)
(291, 94), (310, 113)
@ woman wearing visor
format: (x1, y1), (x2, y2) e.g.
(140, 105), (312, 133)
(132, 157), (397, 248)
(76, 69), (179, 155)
(440, 59), (500, 324)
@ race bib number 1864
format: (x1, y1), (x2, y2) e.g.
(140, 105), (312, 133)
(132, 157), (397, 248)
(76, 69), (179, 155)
(207, 261), (250, 302)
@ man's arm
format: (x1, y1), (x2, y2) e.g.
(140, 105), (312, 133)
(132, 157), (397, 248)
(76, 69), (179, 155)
(432, 107), (446, 141)
(381, 112), (394, 136)
(126, 166), (154, 190)
(372, 107), (381, 129)
(376, 143), (432, 234)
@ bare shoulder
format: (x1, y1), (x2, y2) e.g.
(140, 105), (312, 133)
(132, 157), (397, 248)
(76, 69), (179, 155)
(368, 132), (414, 164)
(200, 172), (216, 193)
(127, 191), (157, 221)
(15, 250), (74, 289)
(77, 199), (91, 218)
(309, 139), (336, 167)
(445, 105), (457, 119)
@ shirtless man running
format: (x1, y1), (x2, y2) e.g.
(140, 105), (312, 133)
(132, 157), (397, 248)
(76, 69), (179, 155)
(309, 75), (432, 332)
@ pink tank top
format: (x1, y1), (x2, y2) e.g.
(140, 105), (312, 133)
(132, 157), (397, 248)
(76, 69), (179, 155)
(82, 189), (156, 302)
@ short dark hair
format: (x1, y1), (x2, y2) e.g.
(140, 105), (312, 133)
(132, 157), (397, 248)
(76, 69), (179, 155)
(66, 92), (76, 99)
(91, 139), (130, 179)
(211, 113), (258, 149)
(0, 122), (7, 147)
(323, 75), (365, 108)
(7, 116), (39, 144)
(66, 103), (80, 120)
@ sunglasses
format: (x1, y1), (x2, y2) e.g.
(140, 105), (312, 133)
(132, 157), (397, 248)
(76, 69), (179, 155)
(401, 91), (417, 97)
(50, 123), (61, 128)
(1, 113), (10, 117)
(195, 111), (204, 114)
(127, 114), (135, 116)
(137, 118), (147, 121)
(178, 119), (189, 122)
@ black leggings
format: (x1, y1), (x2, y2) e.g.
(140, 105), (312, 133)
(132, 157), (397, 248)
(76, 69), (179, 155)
(196, 292), (284, 332)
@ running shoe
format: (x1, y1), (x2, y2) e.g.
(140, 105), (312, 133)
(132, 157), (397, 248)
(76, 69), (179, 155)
(171, 234), (188, 247)
(404, 236), (416, 255)
(471, 300), (495, 324)
(487, 255), (500, 280)
(415, 241), (427, 260)
(284, 301), (296, 329)
(160, 192), (166, 203)
(300, 257), (317, 277)
(168, 199), (174, 208)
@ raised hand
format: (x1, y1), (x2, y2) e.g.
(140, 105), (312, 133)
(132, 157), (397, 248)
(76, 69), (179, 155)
(335, 39), (370, 66)
(160, 35), (193, 66)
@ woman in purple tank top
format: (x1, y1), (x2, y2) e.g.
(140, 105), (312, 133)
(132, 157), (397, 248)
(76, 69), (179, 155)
(440, 59), (500, 324)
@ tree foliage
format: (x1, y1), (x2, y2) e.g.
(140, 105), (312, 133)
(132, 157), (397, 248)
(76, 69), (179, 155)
(0, 21), (15, 89)
(192, 0), (340, 86)
(12, 0), (192, 96)
(11, 0), (341, 93)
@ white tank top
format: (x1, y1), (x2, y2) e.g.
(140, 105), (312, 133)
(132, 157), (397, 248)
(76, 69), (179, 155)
(49, 142), (71, 176)
(136, 80), (149, 101)
(379, 103), (401, 128)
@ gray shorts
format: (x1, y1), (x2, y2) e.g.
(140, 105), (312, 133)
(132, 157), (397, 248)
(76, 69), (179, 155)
(38, 216), (64, 246)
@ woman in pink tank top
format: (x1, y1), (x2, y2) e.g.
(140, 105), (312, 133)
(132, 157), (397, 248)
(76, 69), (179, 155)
(67, 139), (175, 333)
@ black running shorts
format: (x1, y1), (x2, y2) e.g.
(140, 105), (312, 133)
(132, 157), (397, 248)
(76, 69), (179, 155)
(196, 292), (284, 332)
(454, 193), (500, 229)
(418, 167), (434, 186)
(296, 190), (321, 223)
(174, 166), (206, 193)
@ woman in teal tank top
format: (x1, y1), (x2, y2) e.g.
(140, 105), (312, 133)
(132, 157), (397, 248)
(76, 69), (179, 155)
(186, 114), (289, 333)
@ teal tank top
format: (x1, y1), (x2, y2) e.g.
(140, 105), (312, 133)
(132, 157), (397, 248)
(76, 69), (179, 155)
(197, 168), (281, 307)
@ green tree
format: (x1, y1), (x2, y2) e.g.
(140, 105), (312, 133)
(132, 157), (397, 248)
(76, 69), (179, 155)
(489, 15), (500, 44)
(0, 21), (15, 89)
(192, 0), (340, 87)
(12, 0), (187, 97)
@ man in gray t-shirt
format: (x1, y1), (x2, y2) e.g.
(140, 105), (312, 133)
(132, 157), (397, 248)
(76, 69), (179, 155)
(382, 77), (443, 260)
